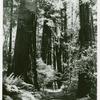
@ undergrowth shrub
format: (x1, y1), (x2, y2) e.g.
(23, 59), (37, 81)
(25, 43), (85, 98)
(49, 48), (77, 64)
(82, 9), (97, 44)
(36, 58), (56, 88)
(3, 73), (22, 86)
(75, 46), (97, 98)
(89, 74), (97, 100)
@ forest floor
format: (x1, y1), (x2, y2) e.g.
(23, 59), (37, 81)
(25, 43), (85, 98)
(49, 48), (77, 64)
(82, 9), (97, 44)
(41, 88), (76, 100)
(3, 82), (91, 100)
(3, 73), (91, 100)
(40, 88), (90, 100)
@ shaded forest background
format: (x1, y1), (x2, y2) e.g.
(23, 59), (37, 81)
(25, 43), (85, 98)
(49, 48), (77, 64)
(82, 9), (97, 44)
(3, 0), (97, 100)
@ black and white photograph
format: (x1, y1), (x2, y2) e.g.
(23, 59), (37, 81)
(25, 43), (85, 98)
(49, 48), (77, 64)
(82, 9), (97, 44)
(2, 0), (97, 100)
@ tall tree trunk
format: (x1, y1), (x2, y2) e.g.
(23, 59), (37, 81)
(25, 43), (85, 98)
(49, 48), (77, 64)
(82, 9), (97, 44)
(56, 16), (63, 88)
(79, 1), (93, 48)
(63, 2), (67, 42)
(7, 0), (13, 75)
(13, 0), (39, 90)
(31, 14), (40, 90)
(41, 20), (52, 64)
(77, 1), (94, 98)
(13, 5), (33, 79)
(56, 43), (62, 88)
(41, 21), (47, 63)
(63, 2), (68, 66)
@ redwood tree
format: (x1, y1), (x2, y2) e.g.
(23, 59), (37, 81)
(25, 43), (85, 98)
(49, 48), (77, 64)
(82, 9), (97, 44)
(77, 0), (94, 98)
(13, 0), (39, 90)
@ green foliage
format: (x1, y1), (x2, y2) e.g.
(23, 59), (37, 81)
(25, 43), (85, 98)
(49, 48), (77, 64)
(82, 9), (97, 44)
(37, 58), (56, 86)
(76, 46), (96, 74)
(89, 74), (97, 100)
(3, 73), (22, 85)
(3, 72), (36, 93)
(3, 73), (41, 100)
(60, 39), (79, 81)
(75, 46), (97, 99)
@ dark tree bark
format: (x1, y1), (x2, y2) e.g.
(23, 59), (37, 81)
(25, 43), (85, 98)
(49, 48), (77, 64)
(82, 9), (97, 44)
(77, 1), (94, 98)
(13, 0), (39, 90)
(63, 2), (67, 43)
(56, 11), (63, 88)
(56, 44), (62, 88)
(31, 15), (40, 90)
(77, 72), (92, 98)
(13, 4), (32, 77)
(41, 20), (52, 64)
(78, 1), (94, 48)
(63, 2), (68, 67)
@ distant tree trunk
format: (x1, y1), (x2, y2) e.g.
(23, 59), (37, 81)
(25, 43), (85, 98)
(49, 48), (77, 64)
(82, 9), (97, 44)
(63, 2), (68, 66)
(55, 10), (64, 88)
(51, 34), (54, 67)
(63, 2), (67, 43)
(47, 32), (51, 65)
(31, 15), (40, 90)
(53, 47), (56, 70)
(77, 1), (94, 98)
(90, 9), (95, 43)
(41, 21), (47, 63)
(7, 0), (13, 75)
(56, 43), (62, 88)
(41, 20), (52, 64)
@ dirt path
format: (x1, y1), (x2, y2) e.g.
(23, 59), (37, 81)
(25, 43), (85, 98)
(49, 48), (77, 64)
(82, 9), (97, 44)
(41, 89), (76, 100)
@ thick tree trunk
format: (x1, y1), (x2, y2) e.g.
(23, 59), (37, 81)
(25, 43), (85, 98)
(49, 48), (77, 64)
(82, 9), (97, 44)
(77, 1), (94, 98)
(13, 6), (33, 78)
(13, 0), (39, 90)
(79, 1), (93, 48)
